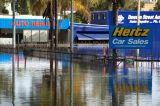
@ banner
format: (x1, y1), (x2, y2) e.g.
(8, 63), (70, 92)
(109, 11), (160, 25)
(0, 18), (70, 29)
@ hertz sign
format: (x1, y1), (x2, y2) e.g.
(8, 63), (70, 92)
(109, 25), (153, 49)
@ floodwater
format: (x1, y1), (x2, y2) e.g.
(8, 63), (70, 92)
(0, 52), (160, 106)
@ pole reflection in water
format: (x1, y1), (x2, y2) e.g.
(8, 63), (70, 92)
(23, 50), (27, 70)
(111, 62), (118, 106)
(49, 52), (58, 106)
(17, 52), (19, 71)
(54, 52), (57, 106)
(136, 61), (139, 106)
(70, 53), (73, 106)
(50, 52), (54, 106)
(12, 53), (15, 106)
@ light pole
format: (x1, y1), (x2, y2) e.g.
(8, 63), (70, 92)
(12, 0), (16, 49)
(50, 0), (53, 49)
(137, 0), (141, 26)
(137, 0), (141, 60)
(55, 0), (58, 49)
(70, 0), (74, 53)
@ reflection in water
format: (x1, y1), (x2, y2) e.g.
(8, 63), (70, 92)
(54, 53), (57, 106)
(70, 53), (73, 106)
(0, 52), (159, 106)
(12, 54), (15, 106)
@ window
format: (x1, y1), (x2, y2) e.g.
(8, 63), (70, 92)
(101, 13), (106, 20)
(98, 14), (101, 20)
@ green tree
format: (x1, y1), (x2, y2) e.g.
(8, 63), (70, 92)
(32, 0), (91, 23)
(2, 7), (9, 14)
(89, 0), (144, 11)
(123, 1), (144, 10)
(15, 0), (28, 14)
(0, 0), (11, 14)
(154, 0), (160, 10)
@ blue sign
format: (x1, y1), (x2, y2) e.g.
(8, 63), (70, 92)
(0, 18), (70, 29)
(109, 25), (153, 49)
(91, 11), (160, 26)
(108, 11), (160, 26)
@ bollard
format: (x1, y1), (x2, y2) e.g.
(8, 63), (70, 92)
(102, 47), (106, 56)
(102, 47), (107, 63)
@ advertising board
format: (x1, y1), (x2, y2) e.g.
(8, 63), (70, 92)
(108, 11), (160, 25)
(109, 25), (153, 49)
(0, 18), (70, 29)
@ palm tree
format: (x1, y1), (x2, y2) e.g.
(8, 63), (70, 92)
(31, 0), (91, 22)
(154, 0), (160, 10)
(32, 0), (92, 49)
(112, 0), (119, 65)
(89, 0), (139, 11)
(0, 0), (11, 14)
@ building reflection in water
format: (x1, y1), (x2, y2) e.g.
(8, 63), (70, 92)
(0, 52), (156, 106)
(109, 61), (152, 106)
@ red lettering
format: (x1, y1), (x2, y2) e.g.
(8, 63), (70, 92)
(46, 22), (50, 26)
(17, 22), (21, 26)
(22, 22), (28, 26)
(11, 21), (21, 26)
(39, 22), (45, 26)
(32, 22), (36, 26)
(31, 21), (47, 26)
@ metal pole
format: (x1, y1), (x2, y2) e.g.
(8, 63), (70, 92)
(137, 0), (140, 26)
(31, 30), (32, 43)
(50, 0), (53, 50)
(137, 0), (140, 60)
(136, 0), (140, 102)
(55, 0), (58, 48)
(70, 0), (74, 52)
(17, 34), (19, 51)
(39, 30), (40, 43)
(54, 0), (58, 49)
(12, 0), (16, 49)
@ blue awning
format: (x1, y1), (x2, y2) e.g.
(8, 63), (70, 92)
(77, 33), (109, 40)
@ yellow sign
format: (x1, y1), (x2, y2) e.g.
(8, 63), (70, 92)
(112, 27), (150, 37)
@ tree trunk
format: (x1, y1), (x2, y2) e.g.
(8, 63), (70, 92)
(50, 0), (54, 49)
(112, 1), (118, 66)
(55, 0), (58, 49)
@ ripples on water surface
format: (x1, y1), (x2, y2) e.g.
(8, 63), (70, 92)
(0, 52), (160, 106)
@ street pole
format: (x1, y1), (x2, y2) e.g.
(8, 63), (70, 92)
(50, 0), (53, 50)
(70, 0), (74, 53)
(55, 0), (58, 49)
(12, 0), (16, 49)
(137, 0), (140, 60)
(136, 0), (140, 99)
(137, 0), (140, 26)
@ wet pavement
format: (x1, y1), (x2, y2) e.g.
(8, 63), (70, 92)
(0, 52), (160, 106)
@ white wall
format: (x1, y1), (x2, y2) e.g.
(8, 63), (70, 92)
(143, 0), (157, 2)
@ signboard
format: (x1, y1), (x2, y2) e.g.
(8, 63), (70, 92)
(109, 25), (153, 49)
(109, 11), (160, 25)
(0, 18), (70, 29)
